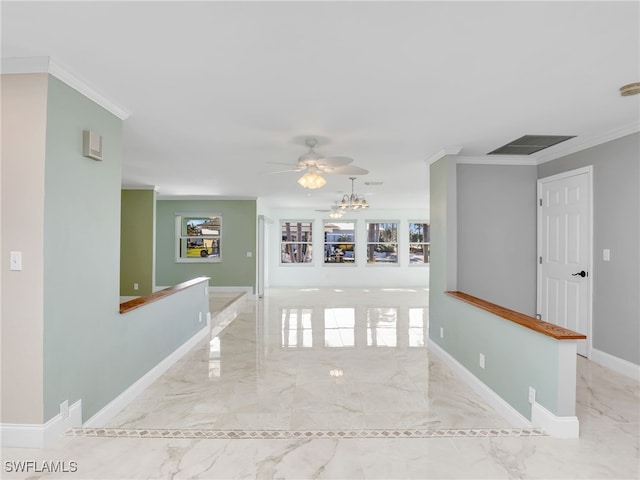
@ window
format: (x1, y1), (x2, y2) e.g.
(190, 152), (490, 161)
(366, 222), (398, 264)
(409, 222), (430, 264)
(280, 221), (313, 264)
(176, 215), (221, 262)
(324, 221), (356, 264)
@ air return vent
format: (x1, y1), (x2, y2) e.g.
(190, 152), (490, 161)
(488, 135), (575, 155)
(83, 130), (103, 161)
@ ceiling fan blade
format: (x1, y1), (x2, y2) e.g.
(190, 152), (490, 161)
(267, 161), (302, 166)
(263, 167), (304, 175)
(330, 165), (370, 175)
(316, 156), (353, 167)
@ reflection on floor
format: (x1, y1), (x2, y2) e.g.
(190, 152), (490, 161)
(2, 288), (638, 479)
(104, 287), (517, 434)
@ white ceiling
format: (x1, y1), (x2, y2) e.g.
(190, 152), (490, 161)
(3, 1), (639, 211)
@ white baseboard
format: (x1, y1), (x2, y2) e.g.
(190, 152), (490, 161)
(84, 324), (210, 428)
(590, 348), (640, 381)
(531, 402), (579, 438)
(428, 339), (531, 428)
(0, 400), (82, 448)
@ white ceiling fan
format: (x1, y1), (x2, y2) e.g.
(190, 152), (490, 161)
(267, 138), (369, 189)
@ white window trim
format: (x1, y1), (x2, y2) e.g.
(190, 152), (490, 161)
(365, 220), (400, 266)
(175, 213), (222, 263)
(280, 219), (314, 266)
(323, 219), (357, 266)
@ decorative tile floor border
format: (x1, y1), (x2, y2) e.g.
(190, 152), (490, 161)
(66, 427), (547, 440)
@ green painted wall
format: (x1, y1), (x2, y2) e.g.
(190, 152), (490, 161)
(42, 76), (207, 422)
(120, 189), (156, 296)
(429, 156), (563, 419)
(156, 199), (257, 291)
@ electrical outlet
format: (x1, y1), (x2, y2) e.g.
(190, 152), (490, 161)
(60, 400), (69, 419)
(440, 327), (444, 339)
(528, 387), (536, 404)
(479, 353), (485, 369)
(133, 283), (139, 291)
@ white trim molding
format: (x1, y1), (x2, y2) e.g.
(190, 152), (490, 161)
(0, 400), (82, 448)
(536, 122), (640, 164)
(531, 402), (579, 439)
(425, 146), (463, 166)
(2, 56), (131, 120)
(84, 324), (210, 428)
(591, 348), (640, 381)
(427, 339), (532, 429)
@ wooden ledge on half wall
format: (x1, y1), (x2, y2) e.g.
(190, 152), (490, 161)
(120, 276), (210, 314)
(445, 291), (587, 340)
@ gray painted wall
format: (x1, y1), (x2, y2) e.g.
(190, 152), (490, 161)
(430, 157), (566, 419)
(457, 164), (538, 315)
(538, 133), (640, 365)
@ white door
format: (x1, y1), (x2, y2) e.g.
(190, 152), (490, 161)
(538, 167), (592, 357)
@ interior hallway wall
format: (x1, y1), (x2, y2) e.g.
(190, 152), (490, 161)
(457, 164), (538, 315)
(1, 73), (48, 424)
(121, 189), (157, 296)
(155, 199), (257, 291)
(537, 133), (640, 366)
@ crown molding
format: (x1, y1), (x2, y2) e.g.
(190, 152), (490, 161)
(425, 146), (462, 165)
(2, 56), (131, 120)
(456, 155), (538, 166)
(535, 122), (640, 165)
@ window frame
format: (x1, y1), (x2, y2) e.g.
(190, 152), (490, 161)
(365, 220), (399, 266)
(280, 220), (314, 265)
(408, 221), (430, 266)
(175, 213), (222, 263)
(323, 220), (357, 266)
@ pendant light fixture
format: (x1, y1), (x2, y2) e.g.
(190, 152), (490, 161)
(337, 177), (369, 210)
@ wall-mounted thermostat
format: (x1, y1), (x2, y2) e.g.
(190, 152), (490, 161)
(83, 130), (103, 161)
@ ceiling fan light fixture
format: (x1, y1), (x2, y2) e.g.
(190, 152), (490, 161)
(297, 171), (327, 189)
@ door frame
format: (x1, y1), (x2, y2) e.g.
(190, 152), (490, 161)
(537, 165), (594, 358)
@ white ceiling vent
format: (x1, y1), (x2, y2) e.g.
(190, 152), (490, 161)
(83, 130), (103, 161)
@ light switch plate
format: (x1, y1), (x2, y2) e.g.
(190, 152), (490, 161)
(9, 251), (22, 271)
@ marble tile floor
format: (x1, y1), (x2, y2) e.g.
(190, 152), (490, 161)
(1, 287), (638, 479)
